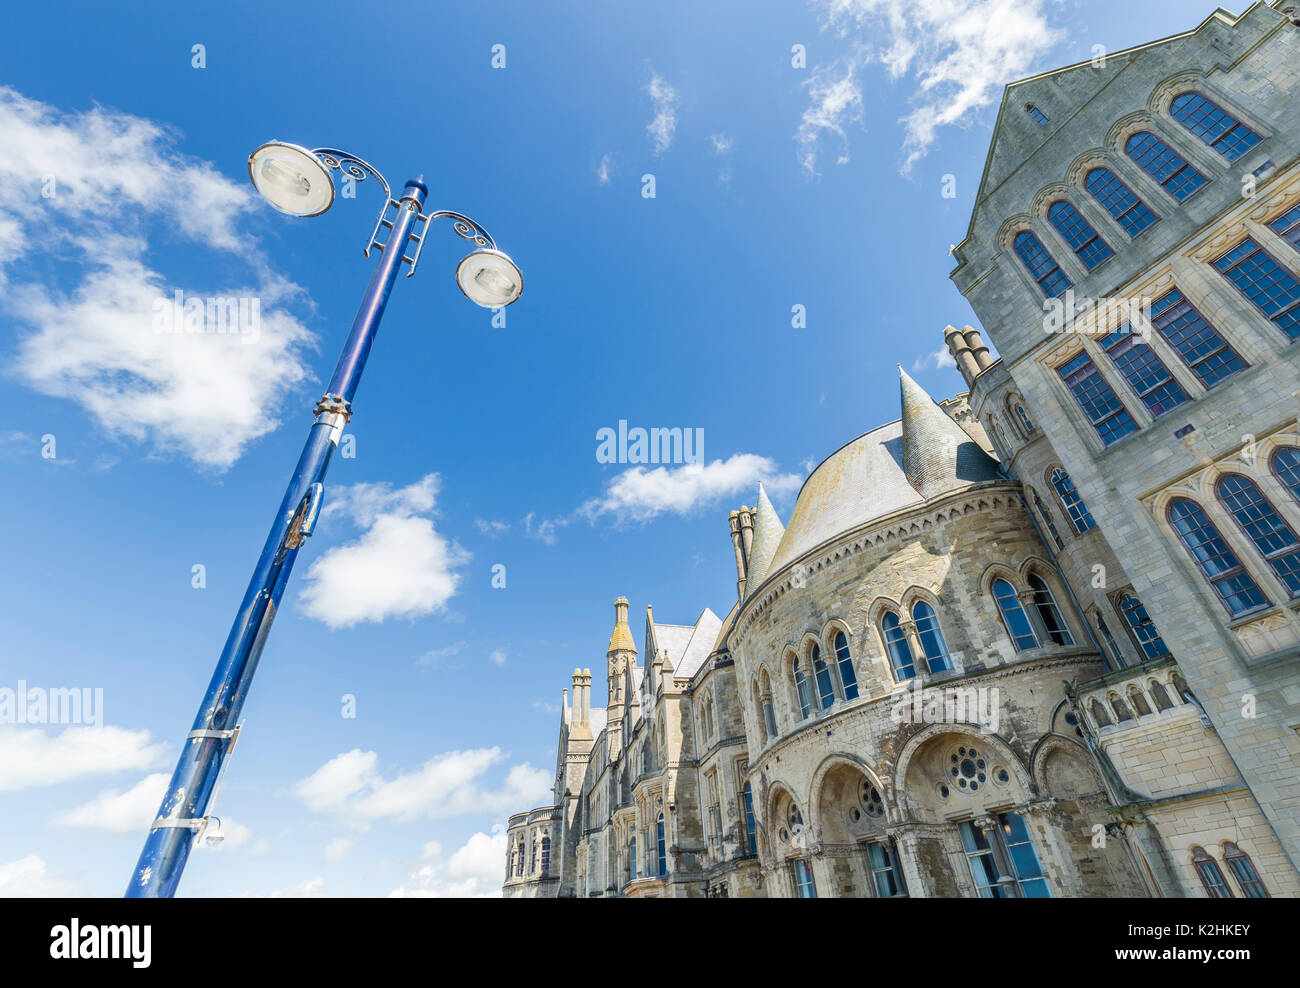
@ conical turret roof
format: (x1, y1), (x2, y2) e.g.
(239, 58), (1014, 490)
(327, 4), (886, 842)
(899, 366), (1000, 499)
(744, 483), (785, 597)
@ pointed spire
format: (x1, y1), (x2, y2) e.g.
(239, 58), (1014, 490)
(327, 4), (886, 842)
(899, 366), (1000, 499)
(744, 483), (786, 597)
(607, 595), (636, 654)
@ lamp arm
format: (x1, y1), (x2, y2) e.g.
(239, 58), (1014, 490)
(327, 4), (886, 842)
(310, 147), (393, 259)
(423, 210), (498, 250)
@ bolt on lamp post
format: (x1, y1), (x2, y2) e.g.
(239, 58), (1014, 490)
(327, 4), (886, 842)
(126, 142), (522, 898)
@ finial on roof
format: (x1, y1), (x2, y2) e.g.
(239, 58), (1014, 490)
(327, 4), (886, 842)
(608, 596), (636, 654)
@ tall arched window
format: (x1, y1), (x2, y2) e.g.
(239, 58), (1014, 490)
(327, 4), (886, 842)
(1150, 289), (1247, 389)
(656, 813), (667, 876)
(1223, 842), (1269, 898)
(833, 631), (858, 701)
(1118, 593), (1169, 660)
(1050, 468), (1095, 533)
(912, 600), (952, 672)
(1013, 230), (1072, 297)
(1169, 92), (1261, 161)
(760, 669), (777, 738)
(515, 840), (525, 877)
(1085, 166), (1159, 237)
(1271, 446), (1300, 503)
(792, 657), (813, 719)
(1216, 474), (1300, 597)
(1031, 489), (1064, 550)
(1124, 132), (1206, 200)
(881, 611), (916, 681)
(1168, 498), (1268, 616)
(1048, 199), (1113, 269)
(993, 578), (1039, 650)
(628, 835), (637, 880)
(810, 643), (836, 710)
(1099, 324), (1188, 418)
(1015, 403), (1035, 435)
(530, 839), (538, 873)
(742, 782), (757, 856)
(540, 835), (551, 874)
(1191, 846), (1233, 898)
(1028, 574), (1074, 646)
(701, 692), (715, 740)
(1212, 238), (1300, 340)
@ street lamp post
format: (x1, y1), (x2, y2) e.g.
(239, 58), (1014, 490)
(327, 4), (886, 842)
(126, 142), (522, 898)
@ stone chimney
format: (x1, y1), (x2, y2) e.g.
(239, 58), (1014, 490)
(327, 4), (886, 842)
(729, 509), (749, 600)
(944, 324), (981, 386)
(962, 325), (993, 371)
(569, 668), (590, 739)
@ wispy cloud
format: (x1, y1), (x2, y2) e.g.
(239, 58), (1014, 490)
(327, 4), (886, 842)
(645, 73), (679, 154)
(418, 641), (467, 668)
(0, 725), (167, 792)
(299, 474), (469, 629)
(802, 0), (1062, 174)
(580, 454), (800, 525)
(596, 152), (614, 185)
(912, 346), (957, 372)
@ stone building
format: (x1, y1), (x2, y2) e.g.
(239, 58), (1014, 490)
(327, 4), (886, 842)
(504, 0), (1300, 898)
(950, 0), (1300, 892)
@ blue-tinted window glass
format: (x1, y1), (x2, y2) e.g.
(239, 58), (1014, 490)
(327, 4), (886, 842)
(912, 600), (952, 673)
(1048, 200), (1113, 269)
(1085, 167), (1158, 237)
(1271, 447), (1300, 504)
(656, 813), (666, 876)
(1118, 593), (1169, 661)
(993, 579), (1039, 650)
(1029, 574), (1074, 646)
(1170, 92), (1261, 161)
(1125, 132), (1206, 200)
(1013, 230), (1072, 297)
(792, 859), (816, 898)
(833, 631), (858, 701)
(792, 661), (812, 719)
(1001, 812), (1052, 898)
(1150, 289), (1247, 387)
(742, 783), (756, 856)
(1049, 467), (1096, 534)
(1269, 204), (1300, 253)
(1217, 474), (1300, 597)
(1168, 498), (1268, 616)
(1213, 238), (1300, 340)
(1025, 104), (1049, 126)
(1056, 351), (1139, 445)
(1100, 324), (1188, 417)
(811, 643), (835, 709)
(882, 611), (915, 681)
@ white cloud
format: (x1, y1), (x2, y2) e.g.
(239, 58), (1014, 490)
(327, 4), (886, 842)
(0, 726), (167, 792)
(489, 649), (507, 667)
(797, 63), (865, 177)
(523, 511), (566, 545)
(912, 346), (957, 372)
(709, 133), (734, 155)
(596, 153), (614, 185)
(0, 86), (315, 469)
(474, 518), (510, 538)
(532, 698), (559, 715)
(53, 772), (169, 832)
(0, 855), (82, 897)
(241, 876), (327, 898)
(299, 474), (469, 629)
(645, 73), (679, 154)
(291, 747), (550, 825)
(389, 829), (506, 898)
(805, 0), (1062, 173)
(580, 454), (801, 524)
(324, 838), (354, 862)
(418, 641), (467, 668)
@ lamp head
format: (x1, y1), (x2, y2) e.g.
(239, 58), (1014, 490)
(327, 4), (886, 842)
(455, 248), (523, 308)
(248, 141), (334, 217)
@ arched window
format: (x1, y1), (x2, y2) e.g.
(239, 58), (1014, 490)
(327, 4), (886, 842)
(760, 669), (777, 739)
(1015, 403), (1035, 435)
(540, 835), (551, 874)
(1029, 574), (1074, 646)
(1050, 468), (1096, 533)
(1056, 350), (1139, 446)
(881, 611), (916, 681)
(1109, 693), (1133, 723)
(701, 693), (715, 740)
(1270, 446), (1300, 503)
(1213, 238), (1300, 340)
(1048, 199), (1113, 269)
(1169, 92), (1261, 161)
(1217, 474), (1300, 596)
(1172, 673), (1191, 704)
(1124, 132), (1206, 200)
(1149, 289), (1247, 389)
(833, 631), (858, 701)
(993, 578), (1039, 651)
(810, 643), (836, 710)
(791, 656), (813, 719)
(1031, 488), (1064, 550)
(656, 813), (667, 876)
(1168, 498), (1268, 616)
(1013, 230), (1072, 297)
(1127, 685), (1152, 717)
(1191, 846), (1233, 898)
(1270, 203), (1300, 252)
(530, 839), (538, 873)
(1149, 679), (1173, 712)
(628, 835), (637, 880)
(742, 782), (757, 856)
(515, 840), (525, 877)
(1118, 593), (1169, 660)
(1085, 166), (1159, 237)
(1089, 698), (1112, 727)
(1223, 842), (1269, 898)
(912, 600), (952, 673)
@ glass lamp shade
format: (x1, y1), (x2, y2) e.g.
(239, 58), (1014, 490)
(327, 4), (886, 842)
(455, 249), (523, 308)
(247, 142), (334, 217)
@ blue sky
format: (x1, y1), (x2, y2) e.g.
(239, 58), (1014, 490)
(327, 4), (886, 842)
(0, 0), (1217, 896)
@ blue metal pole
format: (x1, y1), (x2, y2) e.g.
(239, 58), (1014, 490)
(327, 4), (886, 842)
(126, 178), (429, 898)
